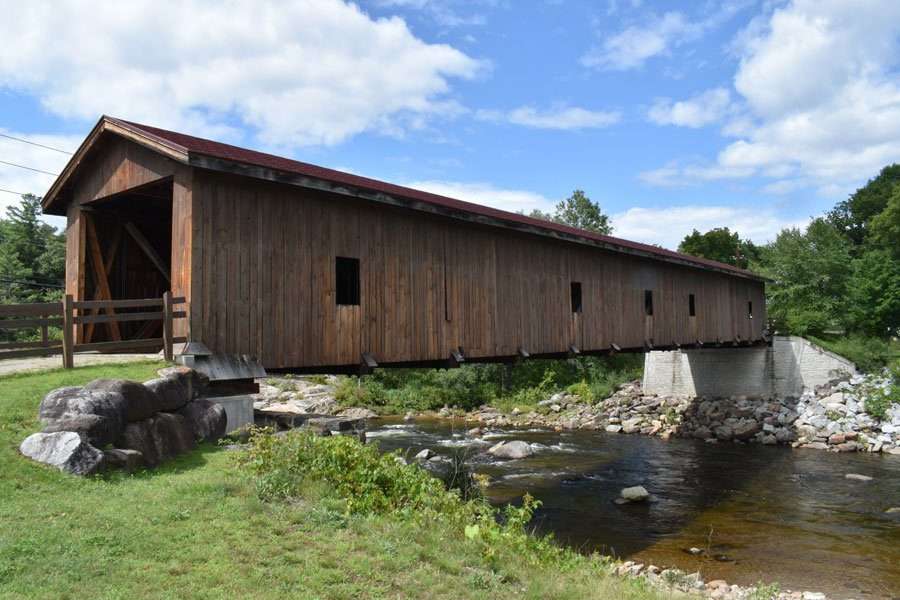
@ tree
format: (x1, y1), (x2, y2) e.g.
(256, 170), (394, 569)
(0, 194), (65, 304)
(678, 227), (758, 269)
(827, 164), (900, 247)
(845, 248), (900, 336)
(869, 184), (900, 257)
(528, 190), (613, 235)
(753, 219), (852, 336)
(553, 190), (612, 235)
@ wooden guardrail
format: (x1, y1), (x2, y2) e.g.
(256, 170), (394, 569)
(0, 292), (186, 368)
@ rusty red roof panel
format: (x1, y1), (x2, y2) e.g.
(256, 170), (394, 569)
(113, 117), (762, 280)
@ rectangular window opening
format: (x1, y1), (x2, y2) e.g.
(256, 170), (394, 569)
(570, 281), (582, 313)
(335, 256), (360, 306)
(748, 300), (753, 319)
(689, 293), (696, 317)
(644, 289), (654, 316)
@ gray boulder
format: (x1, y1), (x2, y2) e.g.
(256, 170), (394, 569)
(732, 420), (761, 441)
(84, 379), (162, 422)
(20, 431), (105, 476)
(177, 400), (227, 442)
(39, 387), (126, 447)
(144, 377), (190, 412)
(103, 448), (144, 472)
(487, 440), (534, 459)
(615, 485), (650, 504)
(157, 366), (209, 401)
(116, 413), (196, 467)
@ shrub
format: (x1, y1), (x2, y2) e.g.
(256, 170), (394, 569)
(237, 429), (572, 567)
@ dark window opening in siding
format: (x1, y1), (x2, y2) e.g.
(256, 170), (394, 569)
(335, 257), (360, 306)
(748, 300), (753, 319)
(571, 282), (582, 313)
(689, 294), (696, 317)
(644, 290), (654, 316)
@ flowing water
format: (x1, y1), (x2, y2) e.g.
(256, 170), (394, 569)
(368, 418), (900, 599)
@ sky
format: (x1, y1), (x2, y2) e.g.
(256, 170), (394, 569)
(1, 0), (899, 248)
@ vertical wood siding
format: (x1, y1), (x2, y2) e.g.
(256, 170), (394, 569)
(190, 170), (767, 369)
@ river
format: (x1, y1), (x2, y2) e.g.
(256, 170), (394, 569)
(368, 418), (900, 599)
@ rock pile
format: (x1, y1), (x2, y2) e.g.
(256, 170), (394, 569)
(612, 560), (831, 600)
(20, 367), (226, 475)
(254, 376), (339, 415)
(456, 372), (900, 454)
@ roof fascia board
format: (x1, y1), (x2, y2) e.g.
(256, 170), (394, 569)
(188, 152), (764, 282)
(41, 116), (189, 215)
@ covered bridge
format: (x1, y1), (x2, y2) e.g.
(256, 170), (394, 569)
(42, 116), (767, 372)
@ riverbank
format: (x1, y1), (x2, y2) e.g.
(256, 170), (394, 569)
(424, 370), (900, 455)
(0, 363), (673, 599)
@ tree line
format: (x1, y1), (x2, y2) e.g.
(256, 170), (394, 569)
(0, 194), (65, 304)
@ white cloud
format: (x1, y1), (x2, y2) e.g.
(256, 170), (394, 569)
(647, 88), (733, 128)
(643, 0), (900, 196)
(405, 180), (556, 213)
(612, 205), (808, 249)
(0, 130), (82, 227)
(0, 0), (482, 147)
(582, 2), (753, 71)
(582, 12), (693, 71)
(477, 105), (621, 130)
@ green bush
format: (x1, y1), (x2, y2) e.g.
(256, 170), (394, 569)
(237, 429), (575, 568)
(335, 354), (644, 415)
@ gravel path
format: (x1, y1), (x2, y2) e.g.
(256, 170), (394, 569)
(0, 353), (162, 377)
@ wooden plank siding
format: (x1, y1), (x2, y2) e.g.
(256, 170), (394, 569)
(58, 134), (766, 370)
(189, 169), (766, 370)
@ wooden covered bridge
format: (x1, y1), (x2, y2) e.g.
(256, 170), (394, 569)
(41, 116), (767, 373)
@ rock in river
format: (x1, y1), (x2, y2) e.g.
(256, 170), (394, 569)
(487, 440), (534, 459)
(845, 473), (873, 482)
(615, 485), (649, 504)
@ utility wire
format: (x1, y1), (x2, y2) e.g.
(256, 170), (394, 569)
(0, 160), (59, 176)
(0, 187), (30, 197)
(0, 133), (73, 155)
(0, 277), (64, 289)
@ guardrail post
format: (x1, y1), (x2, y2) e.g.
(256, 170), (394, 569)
(62, 294), (74, 369)
(162, 291), (174, 362)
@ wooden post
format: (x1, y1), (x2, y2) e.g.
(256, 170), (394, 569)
(62, 294), (74, 369)
(41, 322), (48, 348)
(163, 291), (174, 362)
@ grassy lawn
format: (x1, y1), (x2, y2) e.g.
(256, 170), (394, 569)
(0, 362), (673, 600)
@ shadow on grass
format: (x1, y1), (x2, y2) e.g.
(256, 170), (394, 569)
(100, 441), (230, 483)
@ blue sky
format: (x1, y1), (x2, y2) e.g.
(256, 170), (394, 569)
(1, 0), (899, 248)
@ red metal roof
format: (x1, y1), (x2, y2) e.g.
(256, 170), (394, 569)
(111, 117), (762, 280)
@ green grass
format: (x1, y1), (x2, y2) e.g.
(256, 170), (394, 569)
(807, 334), (900, 373)
(0, 362), (674, 600)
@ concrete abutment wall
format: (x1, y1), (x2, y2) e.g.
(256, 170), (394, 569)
(643, 336), (857, 398)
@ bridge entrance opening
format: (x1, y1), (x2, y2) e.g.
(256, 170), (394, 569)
(78, 178), (173, 343)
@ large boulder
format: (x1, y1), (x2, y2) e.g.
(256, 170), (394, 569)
(39, 387), (126, 447)
(20, 431), (105, 476)
(103, 448), (144, 472)
(116, 413), (196, 467)
(84, 379), (162, 422)
(143, 377), (190, 412)
(157, 366), (209, 401)
(487, 440), (534, 459)
(177, 400), (227, 442)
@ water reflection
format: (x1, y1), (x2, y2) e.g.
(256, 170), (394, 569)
(369, 418), (900, 599)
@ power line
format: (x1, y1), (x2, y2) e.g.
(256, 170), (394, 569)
(0, 187), (30, 197)
(0, 160), (59, 177)
(0, 133), (73, 155)
(0, 277), (64, 289)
